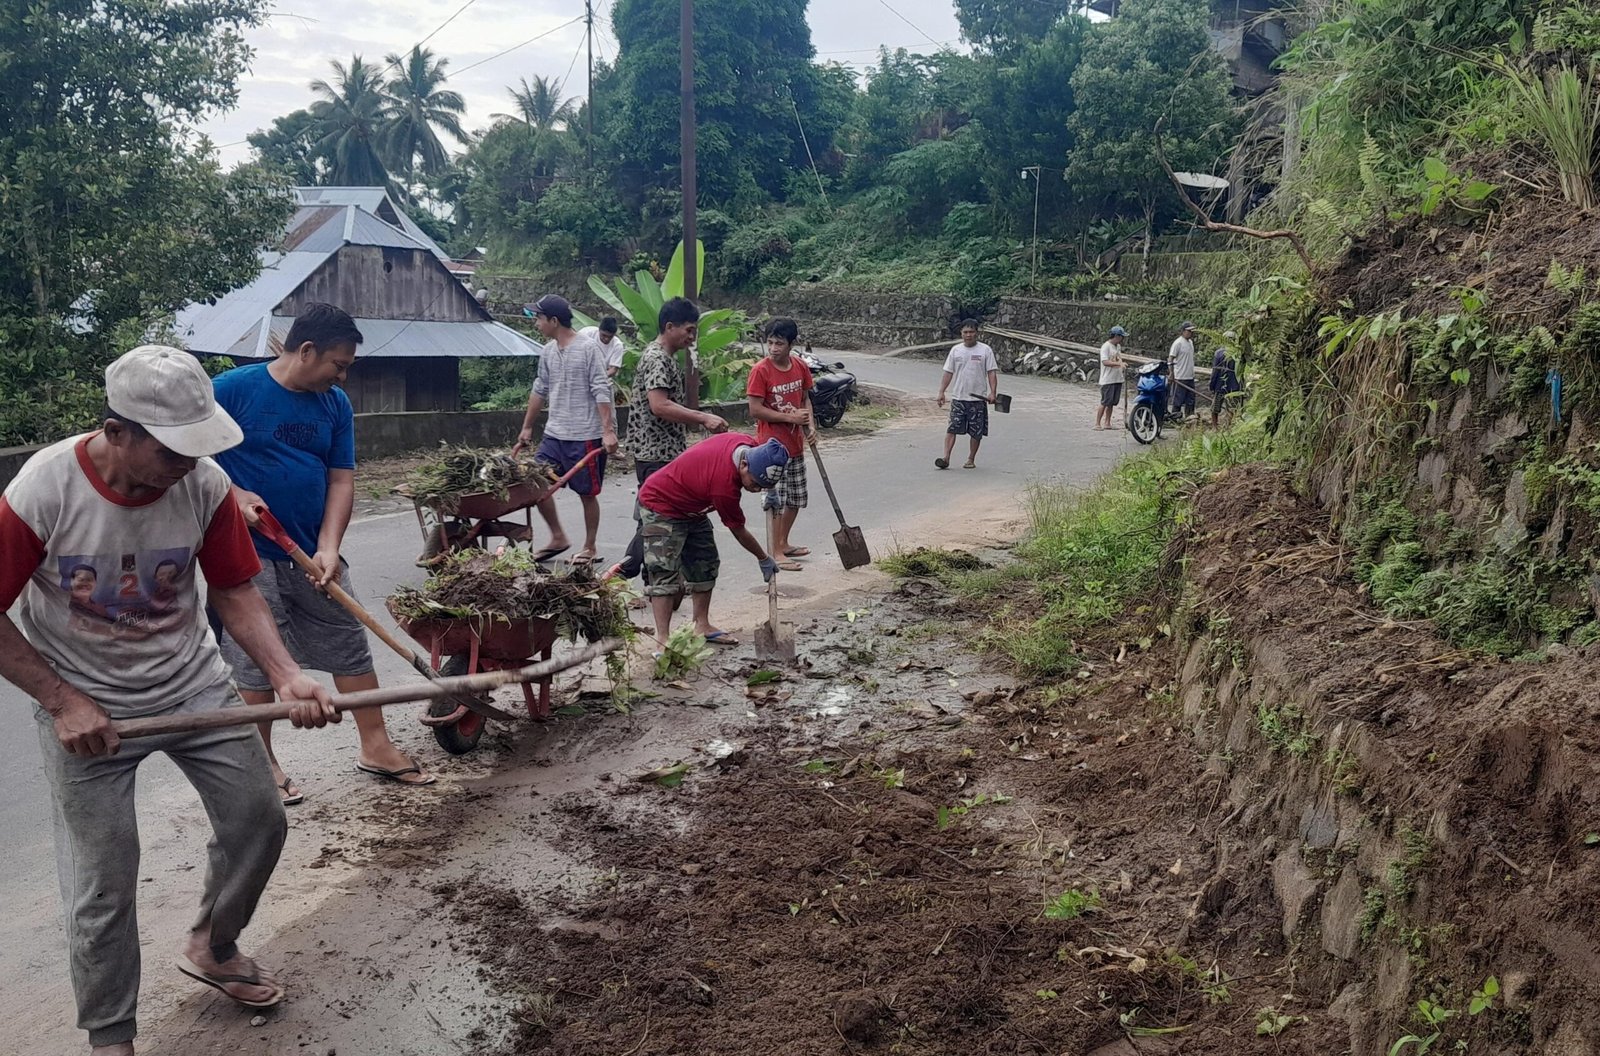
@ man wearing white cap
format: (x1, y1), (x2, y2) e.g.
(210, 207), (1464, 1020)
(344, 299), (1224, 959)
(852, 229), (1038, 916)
(1170, 322), (1198, 421)
(0, 346), (337, 1054)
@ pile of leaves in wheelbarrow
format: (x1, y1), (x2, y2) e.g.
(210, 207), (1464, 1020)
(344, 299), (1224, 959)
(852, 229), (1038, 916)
(400, 446), (561, 512)
(388, 549), (632, 648)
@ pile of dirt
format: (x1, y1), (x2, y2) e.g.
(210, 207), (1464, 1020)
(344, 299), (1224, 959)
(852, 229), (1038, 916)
(1323, 193), (1600, 323)
(387, 549), (629, 643)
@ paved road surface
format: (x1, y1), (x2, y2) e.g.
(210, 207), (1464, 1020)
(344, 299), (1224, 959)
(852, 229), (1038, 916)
(0, 351), (1147, 1055)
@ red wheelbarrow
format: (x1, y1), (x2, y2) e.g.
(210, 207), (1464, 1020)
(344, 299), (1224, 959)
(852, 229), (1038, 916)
(387, 599), (559, 755)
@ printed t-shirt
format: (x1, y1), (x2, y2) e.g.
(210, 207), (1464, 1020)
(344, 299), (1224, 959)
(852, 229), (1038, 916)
(1170, 336), (1196, 381)
(746, 355), (815, 457)
(580, 326), (628, 371)
(1099, 342), (1124, 386)
(212, 362), (354, 561)
(0, 435), (260, 717)
(629, 341), (695, 464)
(637, 433), (756, 530)
(942, 342), (997, 401)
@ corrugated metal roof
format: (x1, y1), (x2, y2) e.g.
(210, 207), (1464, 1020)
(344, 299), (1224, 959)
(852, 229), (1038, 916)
(292, 187), (449, 260)
(172, 251), (327, 355)
(261, 316), (541, 359)
(281, 204), (435, 254)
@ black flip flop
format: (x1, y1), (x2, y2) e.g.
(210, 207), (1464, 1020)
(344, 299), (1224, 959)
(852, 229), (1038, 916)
(356, 762), (437, 786)
(176, 955), (284, 1009)
(529, 545), (570, 563)
(277, 777), (303, 807)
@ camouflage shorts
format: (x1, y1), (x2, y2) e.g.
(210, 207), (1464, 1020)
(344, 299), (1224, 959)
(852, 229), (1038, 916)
(640, 507), (720, 596)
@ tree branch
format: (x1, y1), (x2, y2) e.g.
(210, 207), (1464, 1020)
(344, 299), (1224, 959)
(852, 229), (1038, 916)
(1153, 115), (1317, 276)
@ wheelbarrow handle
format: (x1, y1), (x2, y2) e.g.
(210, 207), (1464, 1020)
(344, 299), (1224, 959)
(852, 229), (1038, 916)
(113, 639), (623, 739)
(538, 444), (606, 495)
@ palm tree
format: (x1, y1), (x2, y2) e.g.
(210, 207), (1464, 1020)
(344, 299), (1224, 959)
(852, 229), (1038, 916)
(309, 56), (391, 187)
(495, 76), (577, 132)
(381, 46), (468, 181)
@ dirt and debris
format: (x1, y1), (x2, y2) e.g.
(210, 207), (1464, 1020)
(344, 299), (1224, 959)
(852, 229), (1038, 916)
(386, 549), (630, 644)
(399, 446), (562, 512)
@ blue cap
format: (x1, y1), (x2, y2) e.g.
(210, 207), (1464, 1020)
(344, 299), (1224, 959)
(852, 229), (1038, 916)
(1109, 326), (1127, 337)
(743, 438), (790, 488)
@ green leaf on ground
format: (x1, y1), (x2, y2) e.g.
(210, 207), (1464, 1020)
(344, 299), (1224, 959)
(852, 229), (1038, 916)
(747, 669), (782, 686)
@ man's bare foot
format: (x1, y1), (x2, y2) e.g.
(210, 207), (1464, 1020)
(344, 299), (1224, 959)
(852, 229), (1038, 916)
(178, 934), (283, 1007)
(91, 1044), (134, 1055)
(358, 742), (432, 786)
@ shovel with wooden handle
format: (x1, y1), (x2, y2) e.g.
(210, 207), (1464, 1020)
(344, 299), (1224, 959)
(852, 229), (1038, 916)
(805, 435), (870, 570)
(114, 640), (621, 739)
(753, 508), (795, 662)
(246, 502), (518, 722)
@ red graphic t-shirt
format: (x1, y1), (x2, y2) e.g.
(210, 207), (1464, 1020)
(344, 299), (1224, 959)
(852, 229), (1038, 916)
(746, 356), (814, 457)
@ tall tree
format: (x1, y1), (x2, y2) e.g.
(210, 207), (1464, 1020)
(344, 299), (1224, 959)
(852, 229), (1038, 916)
(954, 0), (1066, 55)
(381, 46), (468, 181)
(496, 76), (577, 132)
(1066, 0), (1237, 252)
(309, 56), (392, 186)
(0, 0), (294, 445)
(248, 108), (325, 184)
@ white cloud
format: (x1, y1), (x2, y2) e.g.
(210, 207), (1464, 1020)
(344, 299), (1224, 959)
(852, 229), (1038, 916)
(204, 0), (965, 164)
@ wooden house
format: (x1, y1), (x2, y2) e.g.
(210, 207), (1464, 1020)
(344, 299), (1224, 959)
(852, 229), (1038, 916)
(174, 188), (539, 413)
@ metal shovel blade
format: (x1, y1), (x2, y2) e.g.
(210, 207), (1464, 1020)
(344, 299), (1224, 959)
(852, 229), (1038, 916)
(834, 524), (871, 570)
(754, 616), (795, 663)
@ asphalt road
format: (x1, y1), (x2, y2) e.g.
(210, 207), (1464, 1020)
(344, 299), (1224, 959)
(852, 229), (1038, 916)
(0, 350), (1145, 1054)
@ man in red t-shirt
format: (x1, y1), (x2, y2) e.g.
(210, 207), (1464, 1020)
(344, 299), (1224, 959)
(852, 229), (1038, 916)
(746, 318), (816, 569)
(636, 433), (789, 648)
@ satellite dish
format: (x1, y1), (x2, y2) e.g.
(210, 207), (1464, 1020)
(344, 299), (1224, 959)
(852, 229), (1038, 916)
(1173, 172), (1230, 190)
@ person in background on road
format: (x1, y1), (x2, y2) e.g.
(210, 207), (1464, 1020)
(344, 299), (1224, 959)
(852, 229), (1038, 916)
(579, 316), (628, 379)
(512, 294), (619, 565)
(1210, 331), (1242, 427)
(1169, 321), (1198, 420)
(935, 319), (999, 470)
(605, 297), (728, 583)
(212, 303), (433, 805)
(747, 318), (816, 570)
(1097, 326), (1127, 431)
(637, 433), (788, 649)
(0, 345), (337, 1055)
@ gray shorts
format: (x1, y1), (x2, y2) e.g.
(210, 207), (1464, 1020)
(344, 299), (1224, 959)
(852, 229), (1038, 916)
(220, 559), (374, 691)
(762, 455), (808, 510)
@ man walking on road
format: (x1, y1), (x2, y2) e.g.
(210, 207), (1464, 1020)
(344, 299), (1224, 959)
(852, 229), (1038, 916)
(579, 316), (628, 379)
(513, 294), (619, 565)
(212, 304), (432, 804)
(637, 433), (788, 648)
(0, 345), (337, 1054)
(747, 318), (815, 569)
(1170, 322), (1198, 420)
(935, 320), (998, 470)
(606, 297), (728, 582)
(1097, 326), (1127, 431)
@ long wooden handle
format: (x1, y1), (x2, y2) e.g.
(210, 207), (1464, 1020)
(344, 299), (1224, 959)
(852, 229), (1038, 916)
(113, 639), (623, 739)
(806, 436), (850, 530)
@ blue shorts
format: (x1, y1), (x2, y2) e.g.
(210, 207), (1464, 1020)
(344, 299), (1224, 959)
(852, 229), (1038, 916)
(536, 436), (607, 496)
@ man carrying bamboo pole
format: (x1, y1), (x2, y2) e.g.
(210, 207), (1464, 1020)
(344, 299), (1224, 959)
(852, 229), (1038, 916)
(0, 346), (336, 1055)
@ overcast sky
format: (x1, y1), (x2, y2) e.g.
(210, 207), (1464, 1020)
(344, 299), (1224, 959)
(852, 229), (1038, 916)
(202, 0), (967, 166)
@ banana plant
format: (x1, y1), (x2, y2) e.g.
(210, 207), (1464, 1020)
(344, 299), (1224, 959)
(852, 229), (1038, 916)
(575, 240), (757, 404)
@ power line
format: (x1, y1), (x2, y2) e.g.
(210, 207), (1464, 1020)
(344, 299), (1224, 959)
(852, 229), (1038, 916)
(453, 16), (586, 76)
(415, 0), (482, 50)
(871, 0), (947, 50)
(817, 40), (958, 53)
(561, 23), (587, 87)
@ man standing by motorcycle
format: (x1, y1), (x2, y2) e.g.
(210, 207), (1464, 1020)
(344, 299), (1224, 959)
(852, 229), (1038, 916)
(1096, 326), (1127, 431)
(746, 318), (815, 570)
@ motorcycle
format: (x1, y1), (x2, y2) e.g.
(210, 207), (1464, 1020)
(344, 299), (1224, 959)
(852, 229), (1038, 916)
(798, 350), (859, 429)
(1128, 360), (1169, 445)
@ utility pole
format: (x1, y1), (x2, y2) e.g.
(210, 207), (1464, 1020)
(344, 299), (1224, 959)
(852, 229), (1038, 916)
(1021, 165), (1042, 289)
(680, 0), (697, 299)
(585, 0), (595, 169)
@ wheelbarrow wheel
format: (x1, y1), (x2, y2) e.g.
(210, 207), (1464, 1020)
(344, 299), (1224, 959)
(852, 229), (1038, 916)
(429, 654), (488, 755)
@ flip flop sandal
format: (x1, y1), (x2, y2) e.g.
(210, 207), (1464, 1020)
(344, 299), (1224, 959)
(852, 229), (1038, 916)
(356, 762), (438, 786)
(277, 777), (304, 807)
(934, 458), (949, 470)
(783, 547), (812, 557)
(176, 955), (285, 1009)
(963, 462), (977, 469)
(703, 631), (740, 647)
(569, 552), (599, 566)
(777, 560), (805, 572)
(529, 545), (570, 563)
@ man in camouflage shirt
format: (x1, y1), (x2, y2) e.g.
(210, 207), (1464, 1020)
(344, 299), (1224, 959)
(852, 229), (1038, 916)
(607, 297), (728, 581)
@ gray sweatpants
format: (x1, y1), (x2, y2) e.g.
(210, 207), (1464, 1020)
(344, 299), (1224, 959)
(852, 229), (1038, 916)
(33, 681), (287, 1047)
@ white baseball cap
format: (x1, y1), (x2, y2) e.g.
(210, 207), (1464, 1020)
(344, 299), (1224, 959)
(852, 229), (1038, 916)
(105, 345), (243, 457)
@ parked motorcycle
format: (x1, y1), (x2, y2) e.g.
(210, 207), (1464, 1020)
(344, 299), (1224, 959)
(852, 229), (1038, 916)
(1128, 360), (1168, 445)
(798, 351), (858, 429)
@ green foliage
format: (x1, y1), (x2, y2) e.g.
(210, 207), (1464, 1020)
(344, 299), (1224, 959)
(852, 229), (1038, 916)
(1256, 701), (1318, 757)
(1416, 157), (1497, 217)
(0, 0), (295, 446)
(1042, 888), (1102, 921)
(1503, 61), (1600, 210)
(654, 626), (713, 679)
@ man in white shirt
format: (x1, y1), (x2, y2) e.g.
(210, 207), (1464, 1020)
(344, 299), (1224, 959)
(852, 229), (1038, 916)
(580, 317), (628, 378)
(1097, 326), (1127, 431)
(1169, 321), (1197, 420)
(935, 319), (999, 470)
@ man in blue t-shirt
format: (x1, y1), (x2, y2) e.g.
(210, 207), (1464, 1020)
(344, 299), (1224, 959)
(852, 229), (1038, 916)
(212, 303), (433, 804)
